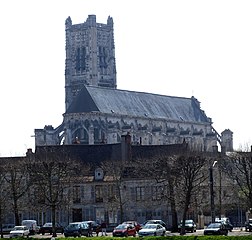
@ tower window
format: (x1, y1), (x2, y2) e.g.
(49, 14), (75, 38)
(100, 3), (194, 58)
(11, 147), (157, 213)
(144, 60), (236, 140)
(99, 46), (107, 68)
(75, 47), (86, 71)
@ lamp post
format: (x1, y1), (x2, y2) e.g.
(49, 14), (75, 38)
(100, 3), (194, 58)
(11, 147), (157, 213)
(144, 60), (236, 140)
(209, 160), (217, 223)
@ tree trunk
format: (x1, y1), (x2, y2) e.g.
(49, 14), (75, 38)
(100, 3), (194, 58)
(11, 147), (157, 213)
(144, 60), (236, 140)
(169, 179), (178, 232)
(52, 204), (57, 237)
(14, 198), (20, 226)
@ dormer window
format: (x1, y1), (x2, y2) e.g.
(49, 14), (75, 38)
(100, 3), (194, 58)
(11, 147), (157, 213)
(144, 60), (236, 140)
(95, 168), (104, 180)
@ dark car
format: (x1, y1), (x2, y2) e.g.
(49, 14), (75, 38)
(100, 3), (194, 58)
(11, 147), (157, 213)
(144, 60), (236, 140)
(122, 221), (142, 232)
(245, 219), (252, 231)
(64, 222), (89, 237)
(112, 224), (136, 237)
(178, 219), (196, 233)
(1, 224), (15, 234)
(204, 222), (228, 236)
(82, 221), (100, 232)
(215, 218), (233, 232)
(39, 222), (64, 235)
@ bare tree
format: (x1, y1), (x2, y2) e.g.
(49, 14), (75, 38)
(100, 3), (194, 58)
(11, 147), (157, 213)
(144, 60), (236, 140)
(223, 151), (252, 210)
(101, 159), (129, 223)
(28, 147), (80, 237)
(133, 153), (179, 232)
(2, 157), (31, 226)
(174, 153), (207, 234)
(0, 159), (9, 238)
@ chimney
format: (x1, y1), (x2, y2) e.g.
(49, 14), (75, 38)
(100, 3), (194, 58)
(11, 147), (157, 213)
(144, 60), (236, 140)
(121, 132), (131, 161)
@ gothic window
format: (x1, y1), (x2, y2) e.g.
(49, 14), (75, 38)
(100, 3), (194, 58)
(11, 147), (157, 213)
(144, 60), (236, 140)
(81, 47), (86, 70)
(99, 46), (107, 68)
(75, 47), (86, 71)
(76, 48), (81, 71)
(94, 128), (100, 144)
(73, 128), (88, 144)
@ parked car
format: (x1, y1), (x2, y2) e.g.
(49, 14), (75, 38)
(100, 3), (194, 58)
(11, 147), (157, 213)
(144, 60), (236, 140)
(245, 219), (252, 231)
(9, 226), (30, 238)
(21, 220), (38, 235)
(178, 219), (197, 233)
(64, 222), (89, 237)
(107, 223), (118, 232)
(215, 217), (233, 232)
(204, 222), (228, 236)
(1, 224), (15, 234)
(82, 220), (100, 232)
(138, 223), (166, 237)
(39, 222), (64, 235)
(143, 220), (167, 230)
(112, 224), (136, 237)
(122, 221), (142, 232)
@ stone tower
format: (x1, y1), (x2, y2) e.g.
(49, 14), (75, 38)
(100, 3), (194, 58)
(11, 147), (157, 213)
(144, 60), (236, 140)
(221, 129), (233, 152)
(65, 15), (117, 110)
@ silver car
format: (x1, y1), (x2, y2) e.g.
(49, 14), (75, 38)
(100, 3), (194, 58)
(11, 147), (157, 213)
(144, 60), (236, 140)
(138, 223), (166, 236)
(9, 226), (30, 238)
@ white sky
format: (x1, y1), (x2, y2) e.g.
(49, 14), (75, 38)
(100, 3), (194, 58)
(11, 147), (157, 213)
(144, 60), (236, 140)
(0, 0), (252, 156)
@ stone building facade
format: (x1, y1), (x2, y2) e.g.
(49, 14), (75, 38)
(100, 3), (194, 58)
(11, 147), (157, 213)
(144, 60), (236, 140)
(34, 14), (233, 152)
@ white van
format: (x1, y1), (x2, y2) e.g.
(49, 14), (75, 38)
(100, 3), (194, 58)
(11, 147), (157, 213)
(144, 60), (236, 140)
(21, 220), (37, 235)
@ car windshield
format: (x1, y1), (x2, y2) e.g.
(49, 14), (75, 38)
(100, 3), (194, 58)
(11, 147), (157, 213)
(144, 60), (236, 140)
(14, 226), (25, 230)
(185, 220), (193, 224)
(123, 222), (134, 225)
(67, 223), (80, 229)
(207, 223), (221, 228)
(143, 224), (157, 229)
(43, 223), (52, 227)
(116, 225), (127, 229)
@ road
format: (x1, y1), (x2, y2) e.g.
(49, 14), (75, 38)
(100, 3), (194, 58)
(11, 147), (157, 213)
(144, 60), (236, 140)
(2, 228), (252, 238)
(166, 228), (252, 237)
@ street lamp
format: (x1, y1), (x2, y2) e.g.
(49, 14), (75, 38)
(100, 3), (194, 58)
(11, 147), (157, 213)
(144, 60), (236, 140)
(209, 160), (217, 223)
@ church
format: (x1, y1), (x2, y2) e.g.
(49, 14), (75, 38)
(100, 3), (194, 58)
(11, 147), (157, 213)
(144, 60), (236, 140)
(34, 14), (233, 152)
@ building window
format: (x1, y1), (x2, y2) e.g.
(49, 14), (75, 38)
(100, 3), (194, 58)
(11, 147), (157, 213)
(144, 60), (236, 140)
(107, 185), (116, 202)
(152, 186), (163, 201)
(95, 185), (103, 203)
(136, 187), (145, 201)
(73, 186), (81, 203)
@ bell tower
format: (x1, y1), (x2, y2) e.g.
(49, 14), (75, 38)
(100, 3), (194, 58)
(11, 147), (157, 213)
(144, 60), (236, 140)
(65, 15), (117, 110)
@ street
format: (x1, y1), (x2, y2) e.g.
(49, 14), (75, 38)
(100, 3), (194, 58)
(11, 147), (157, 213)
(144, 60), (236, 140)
(2, 227), (252, 238)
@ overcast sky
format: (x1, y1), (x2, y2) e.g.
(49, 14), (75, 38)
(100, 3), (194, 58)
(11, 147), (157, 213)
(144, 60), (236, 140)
(0, 0), (252, 156)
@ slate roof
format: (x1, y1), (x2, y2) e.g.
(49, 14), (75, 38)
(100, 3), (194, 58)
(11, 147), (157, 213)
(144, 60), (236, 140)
(66, 86), (210, 124)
